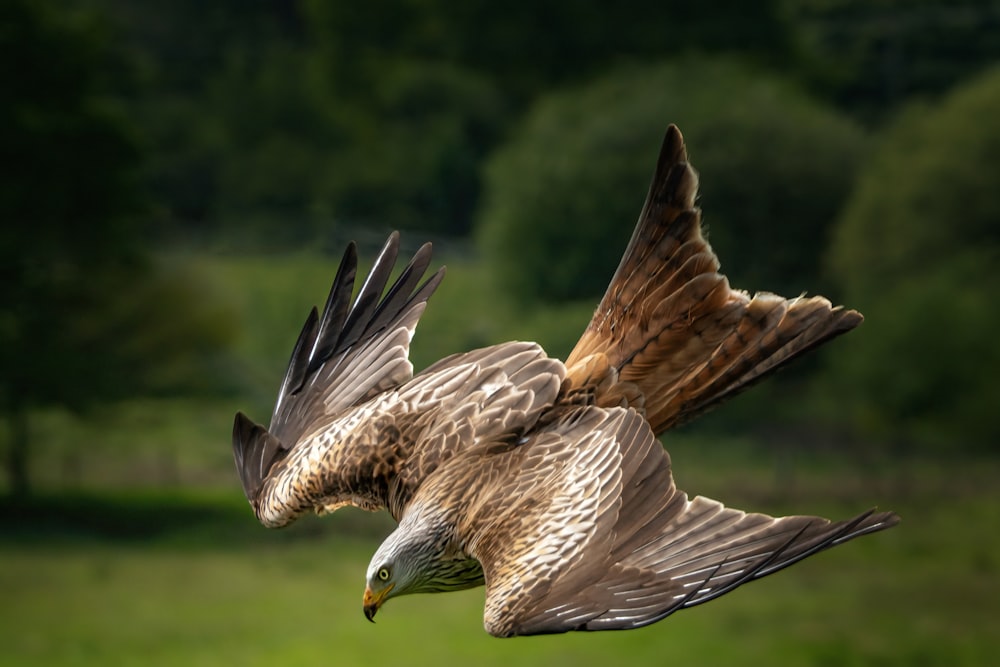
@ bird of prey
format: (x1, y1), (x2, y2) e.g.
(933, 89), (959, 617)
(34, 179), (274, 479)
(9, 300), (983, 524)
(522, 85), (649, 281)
(233, 125), (898, 637)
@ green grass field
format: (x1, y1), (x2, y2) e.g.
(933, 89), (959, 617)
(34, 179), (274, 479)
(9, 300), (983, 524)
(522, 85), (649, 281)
(3, 453), (997, 667)
(3, 249), (997, 666)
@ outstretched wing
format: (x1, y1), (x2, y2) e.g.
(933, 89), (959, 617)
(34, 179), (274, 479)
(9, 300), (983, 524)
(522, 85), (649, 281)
(565, 125), (862, 433)
(233, 232), (444, 505)
(461, 407), (898, 637)
(246, 340), (565, 527)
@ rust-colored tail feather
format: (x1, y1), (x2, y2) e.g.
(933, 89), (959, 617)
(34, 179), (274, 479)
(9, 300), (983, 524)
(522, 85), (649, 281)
(565, 125), (861, 434)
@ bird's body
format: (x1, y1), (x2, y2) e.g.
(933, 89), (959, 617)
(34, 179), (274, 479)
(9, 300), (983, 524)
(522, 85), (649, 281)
(233, 125), (899, 637)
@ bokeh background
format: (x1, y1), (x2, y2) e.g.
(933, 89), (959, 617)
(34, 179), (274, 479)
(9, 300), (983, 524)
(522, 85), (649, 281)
(2, 1), (998, 665)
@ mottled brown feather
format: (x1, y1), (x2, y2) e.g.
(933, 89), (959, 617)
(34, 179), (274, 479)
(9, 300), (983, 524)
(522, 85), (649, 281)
(251, 340), (565, 527)
(565, 125), (862, 433)
(447, 407), (897, 636)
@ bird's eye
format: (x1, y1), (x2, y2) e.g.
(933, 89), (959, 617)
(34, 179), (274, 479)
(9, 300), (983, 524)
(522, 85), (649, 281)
(377, 567), (391, 581)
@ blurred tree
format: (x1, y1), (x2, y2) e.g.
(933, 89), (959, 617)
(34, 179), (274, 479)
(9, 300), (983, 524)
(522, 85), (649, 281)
(0, 1), (235, 496)
(827, 65), (1000, 451)
(305, 0), (796, 103)
(76, 0), (303, 226)
(206, 44), (350, 241)
(323, 61), (506, 236)
(59, 0), (999, 243)
(476, 58), (865, 304)
(65, 0), (801, 240)
(786, 0), (1000, 122)
(301, 0), (797, 236)
(205, 52), (505, 240)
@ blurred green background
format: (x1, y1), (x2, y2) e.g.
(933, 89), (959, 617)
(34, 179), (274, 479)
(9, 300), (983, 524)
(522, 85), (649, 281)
(2, 1), (998, 665)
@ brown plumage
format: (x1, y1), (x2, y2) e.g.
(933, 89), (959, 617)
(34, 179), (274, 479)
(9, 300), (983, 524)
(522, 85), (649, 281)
(233, 125), (898, 636)
(563, 127), (862, 432)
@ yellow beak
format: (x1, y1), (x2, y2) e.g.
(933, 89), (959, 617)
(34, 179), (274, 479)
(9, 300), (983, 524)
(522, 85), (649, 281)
(363, 583), (394, 623)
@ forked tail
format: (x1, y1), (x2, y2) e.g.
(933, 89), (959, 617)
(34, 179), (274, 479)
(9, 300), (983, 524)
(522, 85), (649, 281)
(565, 125), (861, 434)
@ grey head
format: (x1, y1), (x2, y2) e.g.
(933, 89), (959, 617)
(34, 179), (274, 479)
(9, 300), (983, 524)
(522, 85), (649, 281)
(362, 510), (483, 622)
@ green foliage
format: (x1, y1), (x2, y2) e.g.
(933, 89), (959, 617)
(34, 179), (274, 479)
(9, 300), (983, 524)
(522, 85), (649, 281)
(85, 0), (302, 225)
(323, 62), (507, 236)
(206, 45), (350, 237)
(305, 0), (795, 103)
(0, 3), (141, 255)
(299, 0), (795, 236)
(828, 65), (1000, 451)
(0, 2), (237, 494)
(786, 0), (1000, 122)
(1, 1), (144, 409)
(0, 2), (236, 403)
(476, 58), (865, 304)
(72, 0), (797, 239)
(63, 0), (1000, 242)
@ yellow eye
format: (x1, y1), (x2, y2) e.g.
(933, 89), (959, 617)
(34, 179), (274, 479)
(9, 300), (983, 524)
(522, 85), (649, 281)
(377, 567), (391, 581)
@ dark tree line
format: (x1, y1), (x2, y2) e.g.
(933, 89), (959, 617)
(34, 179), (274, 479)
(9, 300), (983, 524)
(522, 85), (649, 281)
(67, 0), (1000, 241)
(1, 2), (234, 495)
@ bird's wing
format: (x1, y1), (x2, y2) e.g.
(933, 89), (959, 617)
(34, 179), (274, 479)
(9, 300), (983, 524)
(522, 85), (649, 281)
(460, 407), (898, 637)
(233, 232), (444, 506)
(245, 339), (567, 527)
(384, 341), (566, 518)
(565, 125), (862, 433)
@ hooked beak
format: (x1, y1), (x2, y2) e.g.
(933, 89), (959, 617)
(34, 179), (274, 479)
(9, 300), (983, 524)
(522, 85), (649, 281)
(363, 584), (394, 623)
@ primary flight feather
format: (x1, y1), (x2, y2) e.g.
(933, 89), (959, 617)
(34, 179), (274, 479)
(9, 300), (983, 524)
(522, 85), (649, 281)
(233, 125), (898, 637)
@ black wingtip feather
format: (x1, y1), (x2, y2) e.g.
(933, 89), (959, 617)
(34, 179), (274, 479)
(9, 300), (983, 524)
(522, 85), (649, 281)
(368, 241), (435, 334)
(280, 307), (320, 400)
(337, 232), (401, 351)
(298, 232), (444, 386)
(232, 411), (286, 505)
(307, 242), (359, 378)
(682, 508), (901, 610)
(265, 232), (445, 444)
(685, 521), (815, 609)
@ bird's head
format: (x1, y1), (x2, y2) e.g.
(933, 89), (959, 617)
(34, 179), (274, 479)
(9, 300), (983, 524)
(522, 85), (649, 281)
(362, 523), (440, 622)
(362, 510), (484, 623)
